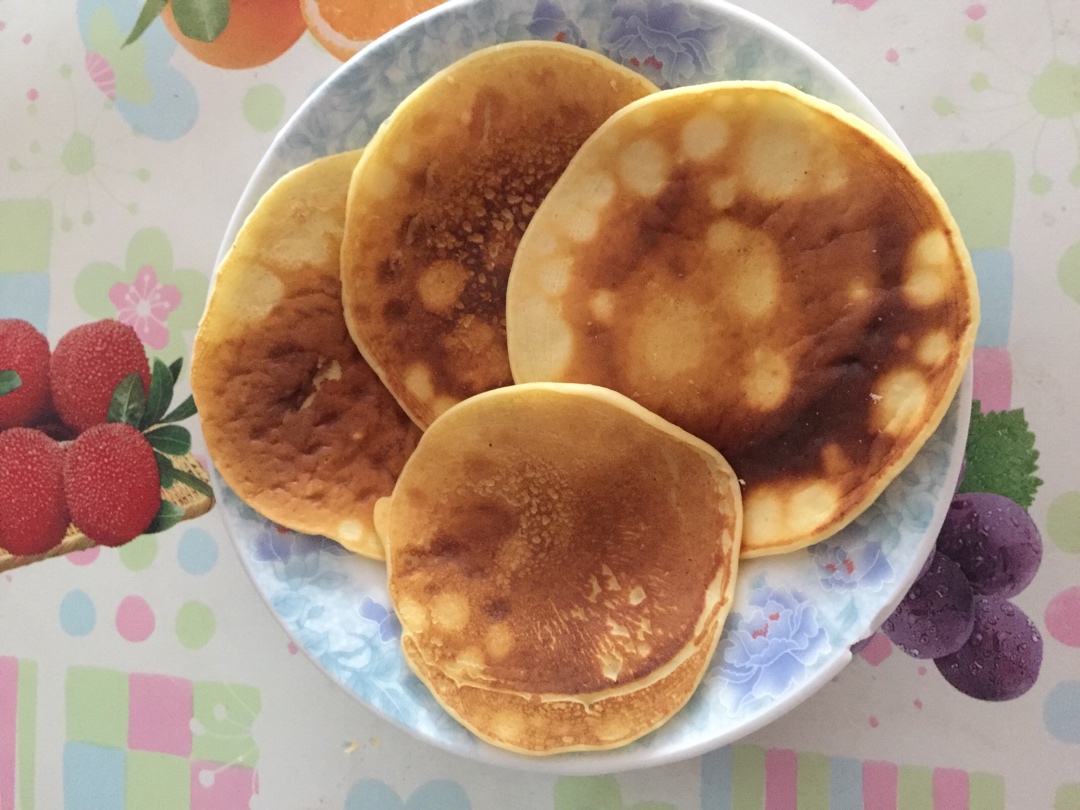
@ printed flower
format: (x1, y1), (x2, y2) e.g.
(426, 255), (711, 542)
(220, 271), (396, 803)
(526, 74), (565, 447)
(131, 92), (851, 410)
(359, 597), (403, 642)
(328, 630), (425, 726)
(812, 531), (895, 592)
(220, 486), (343, 566)
(75, 227), (208, 362)
(108, 265), (180, 350)
(529, 0), (585, 46)
(251, 525), (305, 564)
(251, 522), (345, 566)
(714, 586), (830, 711)
(602, 0), (726, 86)
(892, 451), (944, 526)
(833, 0), (879, 9)
(76, 0), (199, 140)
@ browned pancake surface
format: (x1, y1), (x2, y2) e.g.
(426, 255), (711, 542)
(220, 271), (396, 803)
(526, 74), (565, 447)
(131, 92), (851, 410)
(507, 82), (979, 556)
(384, 383), (740, 695)
(341, 41), (658, 428)
(193, 150), (422, 559)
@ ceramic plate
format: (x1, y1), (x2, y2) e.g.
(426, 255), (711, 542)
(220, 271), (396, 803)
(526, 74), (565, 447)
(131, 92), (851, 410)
(212, 0), (971, 774)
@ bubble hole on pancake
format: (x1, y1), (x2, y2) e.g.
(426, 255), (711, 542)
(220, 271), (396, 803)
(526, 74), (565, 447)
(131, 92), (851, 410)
(192, 149), (422, 560)
(507, 81), (979, 558)
(340, 41), (658, 429)
(380, 382), (742, 752)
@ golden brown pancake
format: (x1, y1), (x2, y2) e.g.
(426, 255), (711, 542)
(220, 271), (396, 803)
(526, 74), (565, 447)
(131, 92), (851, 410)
(192, 149), (422, 560)
(381, 382), (741, 751)
(507, 81), (979, 558)
(401, 622), (720, 754)
(340, 41), (658, 429)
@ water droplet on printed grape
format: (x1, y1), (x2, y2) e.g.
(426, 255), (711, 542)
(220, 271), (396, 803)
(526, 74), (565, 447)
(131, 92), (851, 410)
(938, 493), (1041, 598)
(935, 595), (1042, 701)
(883, 552), (975, 658)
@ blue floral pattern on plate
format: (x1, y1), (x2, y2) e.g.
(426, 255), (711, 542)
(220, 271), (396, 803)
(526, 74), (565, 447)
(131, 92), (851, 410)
(214, 0), (971, 775)
(360, 597), (404, 642)
(812, 525), (895, 593)
(713, 585), (830, 712)
(602, 0), (727, 86)
(529, 0), (587, 46)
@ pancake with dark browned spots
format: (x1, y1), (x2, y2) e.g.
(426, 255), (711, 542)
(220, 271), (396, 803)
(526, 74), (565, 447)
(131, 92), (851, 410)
(340, 41), (658, 428)
(507, 82), (979, 557)
(192, 150), (422, 560)
(380, 382), (741, 752)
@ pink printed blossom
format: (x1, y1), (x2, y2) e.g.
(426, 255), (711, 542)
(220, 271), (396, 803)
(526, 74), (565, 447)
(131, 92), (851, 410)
(109, 265), (181, 350)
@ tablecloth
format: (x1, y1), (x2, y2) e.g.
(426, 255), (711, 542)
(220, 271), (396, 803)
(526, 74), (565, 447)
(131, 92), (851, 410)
(1, 0), (1079, 807)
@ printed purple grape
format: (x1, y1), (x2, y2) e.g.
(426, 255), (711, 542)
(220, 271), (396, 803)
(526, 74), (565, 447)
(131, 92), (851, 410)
(882, 552), (974, 659)
(937, 492), (1042, 597)
(935, 595), (1043, 701)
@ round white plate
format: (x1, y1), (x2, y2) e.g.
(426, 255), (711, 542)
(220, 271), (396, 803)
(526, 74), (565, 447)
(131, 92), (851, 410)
(212, 0), (971, 774)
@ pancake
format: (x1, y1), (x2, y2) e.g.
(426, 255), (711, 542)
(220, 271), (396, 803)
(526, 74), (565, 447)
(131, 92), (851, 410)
(507, 81), (979, 558)
(340, 41), (658, 429)
(400, 622), (720, 754)
(192, 150), (422, 560)
(381, 382), (741, 751)
(384, 382), (740, 694)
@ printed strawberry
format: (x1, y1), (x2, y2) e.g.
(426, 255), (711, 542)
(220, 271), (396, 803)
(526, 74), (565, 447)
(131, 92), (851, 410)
(50, 320), (151, 433)
(64, 422), (161, 546)
(0, 319), (52, 430)
(0, 428), (70, 556)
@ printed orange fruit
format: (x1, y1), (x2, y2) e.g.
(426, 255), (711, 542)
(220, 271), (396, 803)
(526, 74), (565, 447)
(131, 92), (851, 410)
(301, 0), (448, 61)
(162, 0), (307, 70)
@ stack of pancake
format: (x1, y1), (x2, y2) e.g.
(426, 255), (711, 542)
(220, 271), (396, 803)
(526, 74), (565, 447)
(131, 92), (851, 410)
(384, 382), (741, 752)
(193, 41), (979, 754)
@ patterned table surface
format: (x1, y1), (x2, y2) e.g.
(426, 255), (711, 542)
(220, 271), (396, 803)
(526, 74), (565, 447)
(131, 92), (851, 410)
(2, 0), (1079, 808)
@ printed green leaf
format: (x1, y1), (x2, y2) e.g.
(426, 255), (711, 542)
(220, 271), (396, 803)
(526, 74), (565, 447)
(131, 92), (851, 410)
(142, 359), (175, 429)
(146, 501), (184, 534)
(106, 373), (147, 427)
(155, 450), (177, 489)
(171, 0), (230, 42)
(123, 0), (168, 46)
(958, 400), (1043, 507)
(170, 467), (214, 498)
(168, 356), (184, 384)
(146, 424), (192, 456)
(0, 370), (22, 397)
(161, 394), (197, 423)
